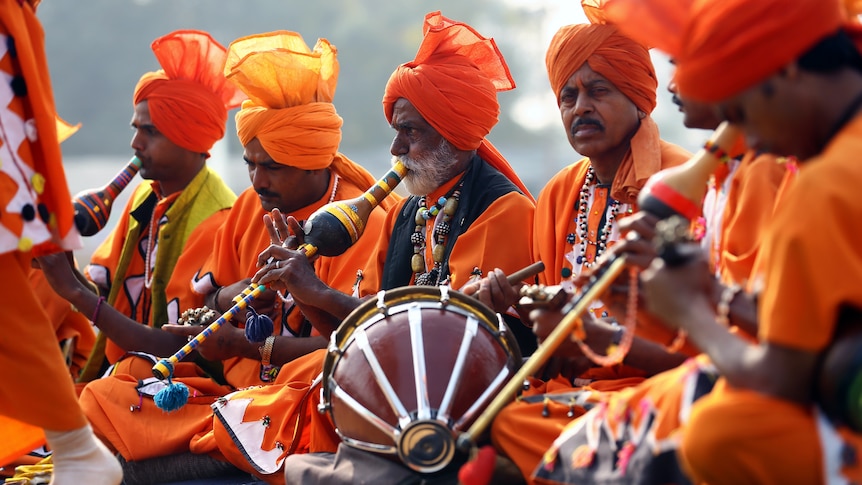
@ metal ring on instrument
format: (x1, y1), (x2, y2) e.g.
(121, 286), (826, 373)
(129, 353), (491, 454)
(321, 286), (522, 473)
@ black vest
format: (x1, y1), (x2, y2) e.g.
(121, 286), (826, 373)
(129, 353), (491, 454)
(381, 156), (523, 290)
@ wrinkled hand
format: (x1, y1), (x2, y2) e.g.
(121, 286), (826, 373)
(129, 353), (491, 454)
(162, 322), (251, 362)
(460, 268), (521, 314)
(253, 244), (326, 306)
(640, 245), (714, 331)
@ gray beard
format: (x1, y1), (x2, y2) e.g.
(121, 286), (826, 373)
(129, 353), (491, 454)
(392, 139), (457, 196)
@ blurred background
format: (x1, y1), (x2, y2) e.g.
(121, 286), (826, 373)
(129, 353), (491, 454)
(39, 0), (707, 262)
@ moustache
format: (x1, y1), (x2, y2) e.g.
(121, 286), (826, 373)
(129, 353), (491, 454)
(571, 118), (603, 136)
(671, 95), (684, 108)
(256, 189), (279, 199)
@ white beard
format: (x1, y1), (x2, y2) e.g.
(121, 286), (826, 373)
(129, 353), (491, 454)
(392, 139), (457, 196)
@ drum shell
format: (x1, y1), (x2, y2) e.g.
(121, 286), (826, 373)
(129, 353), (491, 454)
(321, 286), (522, 456)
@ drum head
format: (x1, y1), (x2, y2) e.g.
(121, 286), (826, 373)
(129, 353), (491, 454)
(321, 286), (522, 472)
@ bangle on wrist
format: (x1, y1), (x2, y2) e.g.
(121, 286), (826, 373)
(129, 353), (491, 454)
(259, 335), (276, 366)
(716, 284), (742, 327)
(91, 296), (106, 323)
(212, 286), (225, 313)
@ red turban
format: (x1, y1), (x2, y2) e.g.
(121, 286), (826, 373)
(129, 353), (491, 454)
(382, 11), (533, 202)
(133, 30), (245, 157)
(605, 0), (860, 102)
(545, 18), (664, 204)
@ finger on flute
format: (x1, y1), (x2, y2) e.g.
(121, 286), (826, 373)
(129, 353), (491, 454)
(152, 284), (264, 379)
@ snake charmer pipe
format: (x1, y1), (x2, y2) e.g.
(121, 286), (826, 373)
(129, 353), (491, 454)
(72, 156), (141, 236)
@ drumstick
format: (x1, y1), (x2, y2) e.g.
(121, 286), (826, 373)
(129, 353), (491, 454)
(505, 261), (544, 285)
(457, 256), (627, 451)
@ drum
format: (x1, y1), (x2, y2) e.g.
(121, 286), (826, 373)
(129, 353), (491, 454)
(319, 285), (522, 473)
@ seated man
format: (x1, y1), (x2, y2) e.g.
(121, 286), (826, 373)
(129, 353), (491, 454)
(606, 0), (862, 482)
(77, 29), (242, 383)
(200, 11), (537, 484)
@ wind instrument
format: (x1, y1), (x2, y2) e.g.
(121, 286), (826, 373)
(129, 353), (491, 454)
(151, 160), (408, 410)
(72, 156), (141, 236)
(639, 122), (741, 221)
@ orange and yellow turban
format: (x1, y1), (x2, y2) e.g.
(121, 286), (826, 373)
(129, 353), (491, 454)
(605, 0), (862, 102)
(545, 7), (664, 204)
(226, 31), (393, 209)
(382, 11), (533, 202)
(132, 30), (245, 157)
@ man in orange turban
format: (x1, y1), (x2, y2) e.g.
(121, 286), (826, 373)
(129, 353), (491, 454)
(229, 11), (536, 484)
(28, 30), (245, 471)
(485, 8), (695, 480)
(602, 0), (862, 482)
(155, 31), (395, 482)
(0, 1), (122, 483)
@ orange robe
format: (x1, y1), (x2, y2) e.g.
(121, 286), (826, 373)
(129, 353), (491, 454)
(681, 117), (862, 484)
(80, 171), (386, 465)
(512, 151), (789, 483)
(0, 0), (88, 465)
(192, 172), (388, 390)
(493, 141), (697, 481)
(206, 158), (535, 484)
(82, 168), (236, 373)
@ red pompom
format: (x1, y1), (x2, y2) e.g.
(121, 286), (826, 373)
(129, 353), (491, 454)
(458, 446), (496, 485)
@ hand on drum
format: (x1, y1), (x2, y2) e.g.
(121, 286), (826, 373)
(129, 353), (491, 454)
(459, 268), (521, 315)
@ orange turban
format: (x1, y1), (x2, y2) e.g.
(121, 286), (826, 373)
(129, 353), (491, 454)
(545, 16), (662, 204)
(226, 31), (393, 209)
(133, 30), (245, 157)
(605, 0), (857, 102)
(382, 11), (533, 202)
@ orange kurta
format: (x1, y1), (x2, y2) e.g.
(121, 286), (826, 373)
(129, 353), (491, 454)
(193, 168), (388, 390)
(681, 116), (862, 485)
(493, 141), (690, 480)
(713, 152), (787, 286)
(0, 0), (89, 465)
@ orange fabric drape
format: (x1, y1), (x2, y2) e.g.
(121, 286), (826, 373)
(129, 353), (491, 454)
(605, 0), (859, 102)
(133, 30), (245, 156)
(227, 31), (397, 211)
(382, 11), (533, 202)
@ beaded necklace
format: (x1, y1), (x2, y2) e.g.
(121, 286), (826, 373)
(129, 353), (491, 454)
(572, 166), (620, 270)
(143, 209), (160, 289)
(411, 180), (464, 286)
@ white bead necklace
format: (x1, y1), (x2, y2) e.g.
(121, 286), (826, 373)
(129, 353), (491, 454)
(574, 166), (620, 269)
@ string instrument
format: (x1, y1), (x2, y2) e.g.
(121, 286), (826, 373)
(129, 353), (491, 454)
(455, 123), (745, 453)
(150, 161), (408, 410)
(456, 257), (630, 453)
(72, 156), (141, 236)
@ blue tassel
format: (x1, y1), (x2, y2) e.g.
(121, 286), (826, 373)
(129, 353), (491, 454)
(245, 306), (274, 343)
(154, 379), (189, 412)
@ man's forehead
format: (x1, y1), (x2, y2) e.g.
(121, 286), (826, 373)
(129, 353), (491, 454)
(566, 64), (613, 87)
(391, 98), (428, 125)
